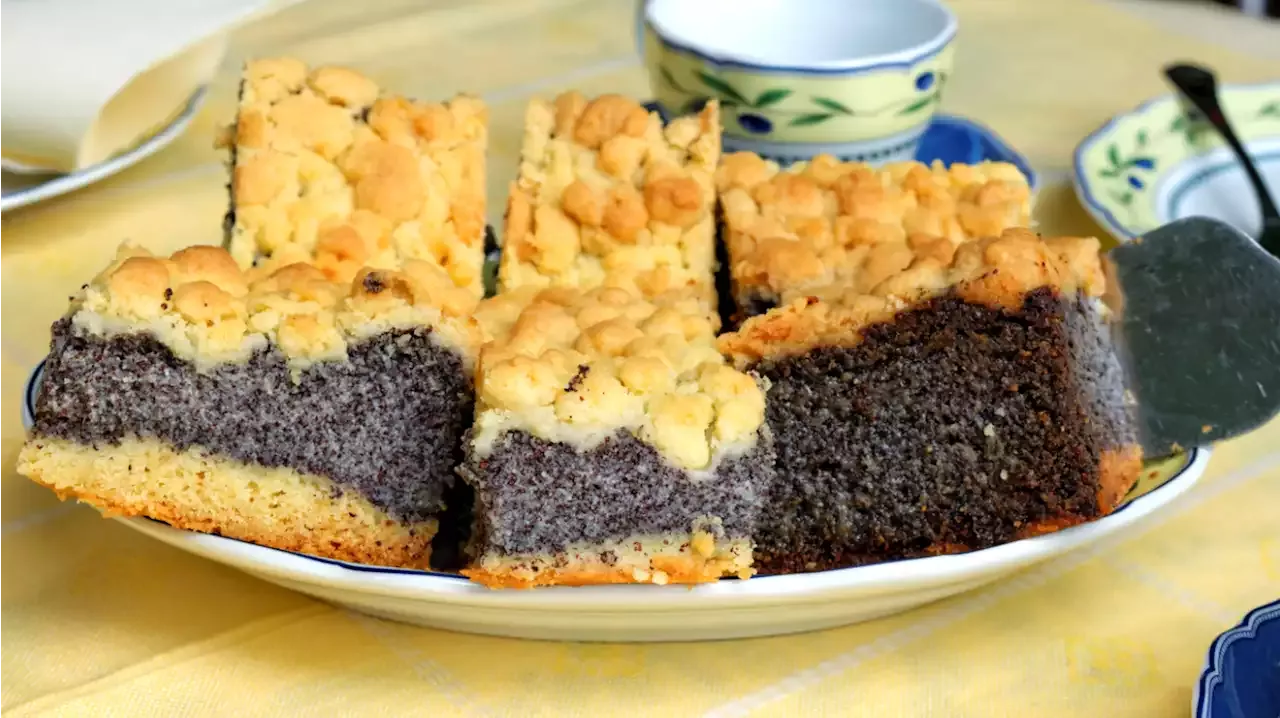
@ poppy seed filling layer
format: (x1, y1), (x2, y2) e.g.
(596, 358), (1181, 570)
(31, 320), (473, 525)
(459, 429), (773, 556)
(751, 288), (1136, 574)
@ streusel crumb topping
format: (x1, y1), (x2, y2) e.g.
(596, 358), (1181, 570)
(72, 244), (481, 371)
(225, 57), (488, 296)
(716, 152), (1032, 308)
(498, 93), (721, 306)
(719, 228), (1106, 365)
(471, 285), (763, 471)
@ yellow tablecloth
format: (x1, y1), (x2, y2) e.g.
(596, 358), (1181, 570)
(3, 1), (1278, 715)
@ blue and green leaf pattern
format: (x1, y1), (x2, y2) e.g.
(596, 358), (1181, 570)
(656, 65), (950, 134)
(1093, 98), (1280, 206)
(1097, 133), (1157, 206)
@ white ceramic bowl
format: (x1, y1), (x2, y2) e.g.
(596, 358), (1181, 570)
(640, 0), (958, 165)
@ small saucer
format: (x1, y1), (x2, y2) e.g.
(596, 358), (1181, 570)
(1, 86), (209, 213)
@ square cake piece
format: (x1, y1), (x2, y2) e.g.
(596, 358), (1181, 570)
(715, 152), (1032, 319)
(498, 93), (720, 307)
(718, 229), (1142, 574)
(18, 245), (481, 568)
(458, 286), (772, 588)
(224, 57), (488, 295)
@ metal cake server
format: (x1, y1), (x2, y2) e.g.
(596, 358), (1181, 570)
(1107, 216), (1280, 458)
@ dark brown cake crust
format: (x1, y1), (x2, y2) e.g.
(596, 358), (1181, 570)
(32, 319), (474, 524)
(751, 288), (1138, 574)
(458, 429), (773, 556)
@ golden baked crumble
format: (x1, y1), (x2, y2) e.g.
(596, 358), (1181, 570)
(719, 228), (1106, 365)
(471, 285), (763, 470)
(225, 57), (488, 295)
(498, 93), (721, 305)
(72, 244), (482, 371)
(716, 152), (1033, 311)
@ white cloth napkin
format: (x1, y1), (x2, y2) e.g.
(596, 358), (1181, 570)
(1, 0), (301, 173)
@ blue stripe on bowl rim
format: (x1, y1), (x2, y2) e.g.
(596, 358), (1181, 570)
(1071, 80), (1280, 242)
(1193, 598), (1280, 718)
(22, 356), (1202, 580)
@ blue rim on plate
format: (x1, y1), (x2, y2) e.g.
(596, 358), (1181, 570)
(1194, 598), (1280, 718)
(21, 358), (1200, 580)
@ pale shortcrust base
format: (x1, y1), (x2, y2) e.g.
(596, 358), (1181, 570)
(462, 530), (754, 589)
(17, 436), (435, 568)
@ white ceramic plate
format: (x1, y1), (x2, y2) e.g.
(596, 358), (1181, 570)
(0, 87), (209, 213)
(22, 361), (1209, 642)
(1073, 81), (1280, 240)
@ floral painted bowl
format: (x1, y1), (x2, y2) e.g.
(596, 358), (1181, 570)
(1073, 81), (1280, 241)
(638, 0), (957, 165)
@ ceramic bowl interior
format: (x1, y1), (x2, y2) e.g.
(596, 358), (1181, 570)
(645, 0), (955, 69)
(640, 0), (958, 164)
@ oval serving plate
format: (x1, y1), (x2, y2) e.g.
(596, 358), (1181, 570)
(1194, 599), (1280, 718)
(22, 360), (1209, 642)
(1073, 80), (1280, 241)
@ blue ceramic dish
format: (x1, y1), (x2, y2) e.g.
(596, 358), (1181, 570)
(1195, 599), (1280, 718)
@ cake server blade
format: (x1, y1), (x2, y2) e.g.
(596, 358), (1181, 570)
(1106, 216), (1280, 458)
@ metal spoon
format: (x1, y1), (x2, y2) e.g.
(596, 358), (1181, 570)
(1164, 62), (1280, 257)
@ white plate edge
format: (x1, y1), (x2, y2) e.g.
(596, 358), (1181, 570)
(22, 357), (1211, 610)
(115, 451), (1208, 610)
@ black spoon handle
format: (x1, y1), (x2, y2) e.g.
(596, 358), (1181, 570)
(1164, 62), (1280, 223)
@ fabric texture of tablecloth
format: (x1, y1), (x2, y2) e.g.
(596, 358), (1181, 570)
(3, 0), (1278, 715)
